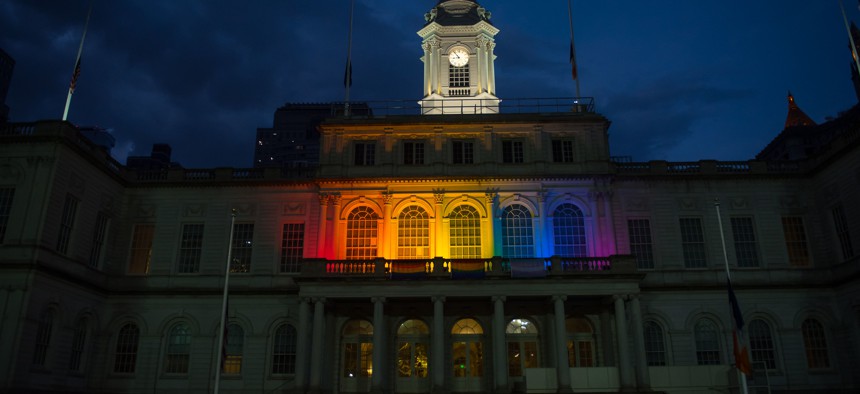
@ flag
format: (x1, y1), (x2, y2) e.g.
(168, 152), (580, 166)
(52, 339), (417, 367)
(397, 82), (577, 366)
(727, 279), (752, 375)
(569, 41), (577, 80)
(69, 57), (82, 93)
(343, 60), (352, 88)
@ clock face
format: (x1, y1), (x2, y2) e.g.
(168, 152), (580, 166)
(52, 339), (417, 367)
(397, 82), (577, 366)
(449, 48), (469, 67)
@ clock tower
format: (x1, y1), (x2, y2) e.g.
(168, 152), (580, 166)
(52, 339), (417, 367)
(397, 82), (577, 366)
(418, 0), (500, 115)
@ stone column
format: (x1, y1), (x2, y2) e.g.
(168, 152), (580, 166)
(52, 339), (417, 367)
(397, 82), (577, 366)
(371, 297), (386, 393)
(536, 191), (547, 257)
(614, 295), (634, 389)
(309, 298), (326, 392)
(423, 42), (432, 97)
(331, 194), (342, 259)
(382, 193), (393, 259)
(430, 39), (441, 95)
(488, 41), (497, 95)
(432, 296), (446, 391)
(295, 298), (312, 390)
(492, 296), (508, 392)
(434, 191), (445, 258)
(485, 191), (497, 257)
(475, 38), (487, 93)
(317, 193), (328, 258)
(629, 295), (650, 389)
(552, 295), (572, 392)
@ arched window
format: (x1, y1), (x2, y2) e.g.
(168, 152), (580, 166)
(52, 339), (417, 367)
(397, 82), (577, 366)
(449, 205), (481, 258)
(272, 324), (297, 374)
(396, 319), (429, 379)
(553, 204), (587, 257)
(398, 206), (430, 259)
(801, 318), (829, 369)
(32, 309), (55, 367)
(451, 318), (483, 378)
(223, 324), (244, 374)
(643, 321), (667, 366)
(165, 323), (191, 373)
(566, 317), (595, 367)
(69, 317), (88, 371)
(506, 318), (539, 376)
(113, 323), (140, 373)
(346, 207), (379, 260)
(342, 320), (374, 379)
(501, 204), (534, 258)
(694, 318), (721, 365)
(748, 319), (776, 370)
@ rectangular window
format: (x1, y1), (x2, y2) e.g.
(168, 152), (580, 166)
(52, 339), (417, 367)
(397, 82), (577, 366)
(280, 223), (305, 273)
(354, 142), (376, 166)
(128, 224), (155, 274)
(230, 223), (254, 273)
(782, 216), (810, 267)
(449, 64), (470, 89)
(731, 217), (759, 267)
(452, 140), (474, 164)
(403, 142), (425, 165)
(502, 140), (524, 163)
(832, 204), (854, 260)
(56, 194), (79, 254)
(0, 187), (14, 243)
(68, 321), (87, 371)
(89, 212), (109, 268)
(177, 224), (204, 273)
(551, 140), (574, 163)
(628, 219), (654, 269)
(680, 218), (707, 268)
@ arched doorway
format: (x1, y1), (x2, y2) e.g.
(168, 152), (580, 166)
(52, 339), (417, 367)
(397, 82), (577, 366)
(451, 318), (484, 392)
(566, 317), (596, 367)
(506, 318), (539, 383)
(341, 319), (374, 393)
(396, 319), (430, 393)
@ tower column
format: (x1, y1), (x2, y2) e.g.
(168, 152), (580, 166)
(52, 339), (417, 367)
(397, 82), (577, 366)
(476, 37), (489, 95)
(614, 295), (634, 389)
(309, 298), (326, 393)
(431, 39), (442, 95)
(423, 42), (432, 97)
(371, 297), (386, 393)
(488, 41), (497, 95)
(295, 297), (311, 391)
(552, 295), (572, 393)
(317, 194), (328, 258)
(492, 296), (508, 392)
(432, 296), (446, 391)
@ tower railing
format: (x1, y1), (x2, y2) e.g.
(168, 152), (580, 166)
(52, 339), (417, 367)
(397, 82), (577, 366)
(334, 97), (595, 117)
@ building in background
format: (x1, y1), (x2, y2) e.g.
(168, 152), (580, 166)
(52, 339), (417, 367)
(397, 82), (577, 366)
(0, 1), (859, 394)
(0, 48), (14, 126)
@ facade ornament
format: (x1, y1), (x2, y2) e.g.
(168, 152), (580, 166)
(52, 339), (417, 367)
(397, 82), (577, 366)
(382, 191), (394, 205)
(484, 190), (498, 205)
(424, 8), (437, 23)
(476, 36), (490, 49)
(433, 189), (445, 204)
(477, 6), (491, 20)
(318, 193), (329, 206)
(330, 193), (342, 206)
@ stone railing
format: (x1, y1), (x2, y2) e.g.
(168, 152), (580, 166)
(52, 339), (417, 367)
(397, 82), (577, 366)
(614, 159), (805, 175)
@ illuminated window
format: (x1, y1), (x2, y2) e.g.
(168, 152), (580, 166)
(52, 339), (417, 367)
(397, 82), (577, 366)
(501, 204), (534, 258)
(32, 309), (55, 367)
(272, 324), (297, 374)
(451, 319), (483, 378)
(801, 318), (829, 369)
(748, 319), (777, 370)
(164, 323), (191, 374)
(113, 323), (140, 373)
(553, 204), (586, 257)
(449, 205), (481, 259)
(832, 205), (854, 260)
(128, 224), (154, 274)
(0, 187), (14, 243)
(731, 217), (759, 267)
(781, 217), (810, 266)
(354, 142), (376, 166)
(452, 140), (474, 164)
(89, 212), (109, 268)
(628, 219), (654, 269)
(346, 207), (379, 260)
(397, 320), (429, 379)
(506, 318), (539, 377)
(502, 140), (524, 163)
(643, 321), (666, 366)
(230, 223), (254, 273)
(56, 193), (79, 254)
(223, 324), (243, 375)
(551, 140), (574, 163)
(565, 318), (595, 367)
(343, 320), (374, 379)
(403, 142), (425, 165)
(398, 206), (429, 259)
(177, 223), (204, 273)
(680, 218), (706, 268)
(694, 318), (721, 365)
(449, 64), (469, 89)
(280, 223), (305, 273)
(68, 317), (88, 371)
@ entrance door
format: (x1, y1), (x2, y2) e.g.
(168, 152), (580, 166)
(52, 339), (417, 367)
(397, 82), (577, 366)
(395, 319), (430, 393)
(341, 320), (374, 393)
(450, 318), (484, 392)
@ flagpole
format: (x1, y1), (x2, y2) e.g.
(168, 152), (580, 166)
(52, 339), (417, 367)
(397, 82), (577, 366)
(839, 0), (860, 83)
(567, 0), (581, 98)
(715, 200), (749, 394)
(344, 0), (355, 116)
(213, 209), (237, 394)
(62, 0), (94, 121)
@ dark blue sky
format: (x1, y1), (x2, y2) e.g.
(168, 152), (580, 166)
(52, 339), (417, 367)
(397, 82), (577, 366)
(2, 0), (858, 167)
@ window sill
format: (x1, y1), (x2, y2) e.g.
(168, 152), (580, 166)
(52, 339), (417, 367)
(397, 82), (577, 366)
(268, 374), (296, 380)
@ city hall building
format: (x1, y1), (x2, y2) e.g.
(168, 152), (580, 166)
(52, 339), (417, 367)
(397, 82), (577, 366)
(1, 1), (859, 393)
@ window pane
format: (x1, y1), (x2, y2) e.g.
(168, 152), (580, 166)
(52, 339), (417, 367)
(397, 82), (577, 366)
(748, 320), (776, 370)
(507, 342), (522, 376)
(0, 187), (14, 243)
(272, 324), (297, 374)
(553, 204), (587, 257)
(223, 324), (243, 374)
(32, 309), (54, 367)
(398, 342), (413, 377)
(69, 318), (88, 371)
(802, 319), (830, 369)
(694, 319), (721, 365)
(230, 223), (254, 273)
(502, 204), (534, 258)
(781, 217), (810, 267)
(832, 205), (854, 260)
(89, 212), (110, 268)
(731, 217), (759, 267)
(114, 323), (140, 373)
(178, 224), (204, 273)
(628, 219), (654, 269)
(56, 194), (79, 254)
(680, 218), (707, 268)
(644, 321), (667, 366)
(449, 206), (481, 259)
(281, 223), (305, 273)
(398, 206), (429, 259)
(165, 324), (191, 373)
(129, 224), (155, 274)
(346, 207), (379, 260)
